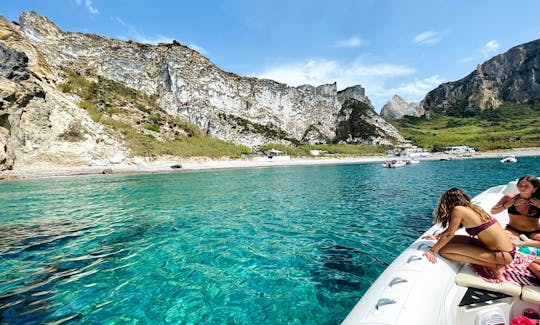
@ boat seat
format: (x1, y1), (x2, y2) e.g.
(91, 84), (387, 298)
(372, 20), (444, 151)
(521, 285), (540, 304)
(455, 264), (521, 297)
(502, 180), (519, 195)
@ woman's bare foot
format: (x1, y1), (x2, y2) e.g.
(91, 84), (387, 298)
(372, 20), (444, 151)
(528, 260), (540, 279)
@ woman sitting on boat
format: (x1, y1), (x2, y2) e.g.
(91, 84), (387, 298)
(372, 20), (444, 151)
(423, 187), (515, 282)
(491, 175), (540, 240)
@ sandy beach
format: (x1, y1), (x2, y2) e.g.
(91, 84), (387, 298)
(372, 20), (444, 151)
(1, 147), (539, 180)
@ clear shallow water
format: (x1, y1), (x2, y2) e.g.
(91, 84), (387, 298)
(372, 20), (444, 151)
(0, 156), (538, 324)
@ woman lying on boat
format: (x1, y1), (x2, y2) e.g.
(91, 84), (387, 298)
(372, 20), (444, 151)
(491, 175), (540, 240)
(422, 187), (515, 282)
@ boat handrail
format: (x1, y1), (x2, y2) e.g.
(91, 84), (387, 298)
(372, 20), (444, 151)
(407, 255), (422, 263)
(375, 298), (396, 310)
(389, 277), (408, 287)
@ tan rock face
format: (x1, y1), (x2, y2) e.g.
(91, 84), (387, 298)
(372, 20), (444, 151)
(0, 22), (128, 170)
(422, 39), (540, 114)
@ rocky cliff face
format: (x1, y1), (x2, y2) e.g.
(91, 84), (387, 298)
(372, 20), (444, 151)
(380, 95), (423, 120)
(422, 39), (540, 114)
(0, 29), (127, 170)
(0, 12), (405, 169)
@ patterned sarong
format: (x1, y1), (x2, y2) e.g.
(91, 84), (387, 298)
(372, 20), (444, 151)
(471, 251), (538, 285)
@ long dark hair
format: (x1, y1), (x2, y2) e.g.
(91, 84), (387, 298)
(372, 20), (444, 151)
(519, 175), (540, 194)
(433, 187), (491, 228)
(521, 175), (540, 216)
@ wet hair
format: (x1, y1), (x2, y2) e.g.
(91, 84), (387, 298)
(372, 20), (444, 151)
(433, 187), (491, 228)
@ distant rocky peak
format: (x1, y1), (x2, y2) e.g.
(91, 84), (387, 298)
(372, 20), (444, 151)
(380, 95), (423, 120)
(421, 39), (540, 114)
(337, 85), (370, 106)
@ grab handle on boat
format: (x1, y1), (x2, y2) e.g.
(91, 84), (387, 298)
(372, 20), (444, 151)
(407, 255), (422, 263)
(417, 243), (432, 250)
(389, 277), (407, 287)
(376, 298), (396, 310)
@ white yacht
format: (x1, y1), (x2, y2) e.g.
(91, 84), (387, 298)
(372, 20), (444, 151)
(501, 155), (518, 163)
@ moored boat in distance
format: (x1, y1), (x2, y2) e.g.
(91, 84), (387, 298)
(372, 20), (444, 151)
(400, 146), (432, 158)
(252, 149), (291, 162)
(444, 145), (477, 159)
(382, 160), (406, 168)
(501, 155), (518, 163)
(404, 159), (420, 164)
(343, 179), (540, 325)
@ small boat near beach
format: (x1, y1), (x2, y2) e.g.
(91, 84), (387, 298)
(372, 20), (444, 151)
(501, 155), (518, 163)
(253, 149), (291, 162)
(382, 160), (407, 168)
(405, 159), (420, 165)
(343, 179), (540, 325)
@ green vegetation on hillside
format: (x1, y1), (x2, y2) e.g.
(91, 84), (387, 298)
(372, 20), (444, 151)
(58, 69), (251, 158)
(58, 69), (537, 158)
(259, 143), (389, 157)
(392, 103), (540, 151)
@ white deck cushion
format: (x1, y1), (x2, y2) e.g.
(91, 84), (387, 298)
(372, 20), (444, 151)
(521, 285), (540, 304)
(455, 264), (521, 297)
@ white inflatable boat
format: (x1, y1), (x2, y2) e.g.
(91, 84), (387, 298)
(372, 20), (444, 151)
(343, 180), (540, 325)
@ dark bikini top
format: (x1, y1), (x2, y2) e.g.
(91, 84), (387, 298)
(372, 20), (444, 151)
(508, 200), (540, 218)
(465, 218), (497, 236)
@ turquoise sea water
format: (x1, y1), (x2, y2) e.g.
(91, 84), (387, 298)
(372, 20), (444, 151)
(0, 156), (539, 324)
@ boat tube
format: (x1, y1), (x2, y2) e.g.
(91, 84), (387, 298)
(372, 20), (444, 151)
(343, 180), (540, 325)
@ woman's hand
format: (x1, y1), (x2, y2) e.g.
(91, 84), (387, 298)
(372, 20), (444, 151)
(421, 234), (438, 240)
(505, 196), (518, 208)
(530, 197), (540, 208)
(492, 194), (517, 214)
(423, 249), (437, 263)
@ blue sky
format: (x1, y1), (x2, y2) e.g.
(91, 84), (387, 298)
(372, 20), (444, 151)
(3, 1), (539, 111)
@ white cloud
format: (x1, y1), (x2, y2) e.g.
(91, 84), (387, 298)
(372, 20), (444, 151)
(113, 16), (127, 27)
(75, 0), (99, 14)
(366, 75), (444, 111)
(112, 16), (176, 45)
(458, 57), (476, 64)
(257, 58), (414, 86)
(135, 35), (175, 45)
(481, 40), (500, 57)
(412, 31), (443, 46)
(257, 59), (339, 86)
(390, 75), (444, 98)
(334, 37), (365, 48)
(111, 16), (205, 52)
(255, 58), (421, 110)
(188, 43), (207, 55)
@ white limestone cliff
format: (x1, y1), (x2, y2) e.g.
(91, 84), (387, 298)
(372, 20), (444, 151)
(0, 12), (406, 170)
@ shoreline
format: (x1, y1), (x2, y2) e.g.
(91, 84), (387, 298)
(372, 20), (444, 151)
(1, 147), (539, 180)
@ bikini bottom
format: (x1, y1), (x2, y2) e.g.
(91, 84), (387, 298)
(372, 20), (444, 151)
(492, 243), (516, 274)
(494, 243), (516, 259)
